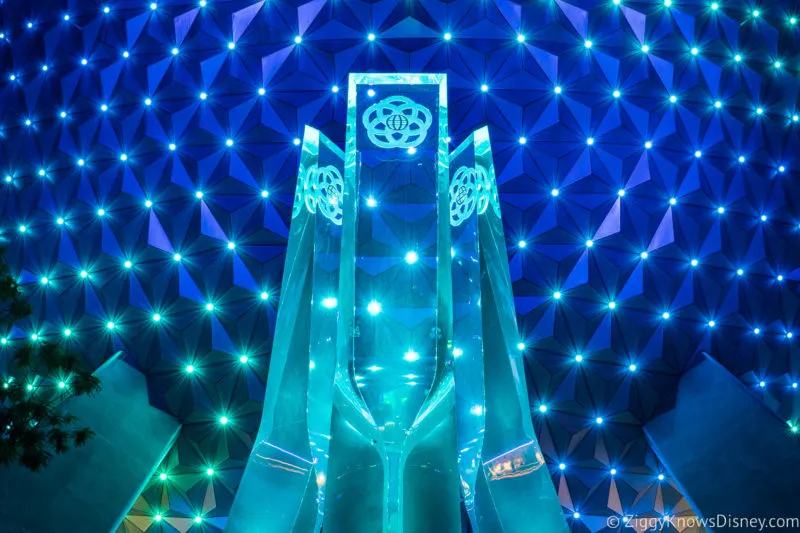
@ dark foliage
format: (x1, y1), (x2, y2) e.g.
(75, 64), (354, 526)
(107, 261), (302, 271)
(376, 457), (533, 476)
(0, 249), (101, 472)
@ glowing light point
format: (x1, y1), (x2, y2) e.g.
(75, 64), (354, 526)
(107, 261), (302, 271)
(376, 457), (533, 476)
(405, 251), (419, 264)
(691, 259), (699, 267)
(150, 2), (158, 10)
(645, 141), (653, 149)
(453, 348), (463, 358)
(629, 363), (637, 371)
(444, 33), (452, 41)
(186, 365), (195, 373)
(778, 275), (784, 281)
(618, 189), (625, 197)
(293, 138), (301, 146)
(708, 320), (716, 327)
(101, 104), (108, 112)
(294, 35), (302, 44)
(57, 218), (64, 225)
(664, 0), (672, 6)
(669, 95), (678, 103)
(753, 9), (760, 17)
(662, 312), (670, 319)
(155, 515), (162, 522)
(551, 188), (559, 197)
(774, 61), (782, 69)
(407, 147), (417, 155)
(518, 136), (527, 145)
(658, 474), (665, 481)
(171, 47), (179, 55)
(159, 473), (168, 481)
(611, 468), (617, 475)
(18, 225), (26, 233)
(200, 92), (208, 100)
(227, 241), (236, 250)
(41, 277), (49, 285)
(367, 33), (375, 41)
(737, 269), (744, 276)
(207, 468), (215, 476)
(228, 41), (236, 50)
(518, 240), (527, 248)
(195, 191), (204, 199)
(107, 321), (115, 330)
(258, 87), (266, 96)
(145, 98), (152, 106)
(517, 34), (525, 43)
(239, 355), (249, 364)
(366, 196), (378, 207)
(779, 166), (786, 173)
(169, 143), (176, 151)
(97, 208), (106, 216)
(260, 291), (269, 300)
(226, 138), (234, 147)
(517, 342), (525, 351)
(761, 215), (767, 222)
(586, 137), (594, 146)
(404, 349), (420, 362)
(734, 54), (742, 62)
(322, 297), (337, 309)
(80, 270), (88, 278)
(194, 517), (203, 524)
(575, 354), (583, 363)
(586, 240), (594, 248)
(584, 40), (593, 49)
(717, 206), (725, 214)
(640, 251), (648, 259)
(613, 90), (621, 98)
(711, 2), (719, 10)
(219, 416), (228, 425)
(756, 107), (763, 115)
(596, 417), (604, 424)
(608, 301), (617, 310)
(205, 303), (214, 311)
(554, 86), (562, 94)
(78, 159), (85, 166)
(553, 291), (562, 300)
(173, 253), (182, 262)
(332, 85), (339, 93)
(367, 300), (382, 316)
(695, 150), (702, 158)
(480, 84), (489, 93)
(641, 44), (650, 53)
(559, 463), (566, 470)
(754, 328), (761, 335)
(691, 47), (699, 56)
(714, 100), (722, 109)
(539, 405), (548, 413)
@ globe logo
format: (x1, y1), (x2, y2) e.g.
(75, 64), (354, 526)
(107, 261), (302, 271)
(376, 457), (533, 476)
(386, 113), (409, 131)
(362, 95), (432, 149)
(450, 165), (491, 226)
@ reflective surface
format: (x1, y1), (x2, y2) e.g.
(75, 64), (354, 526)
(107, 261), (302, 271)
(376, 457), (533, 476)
(226, 74), (566, 533)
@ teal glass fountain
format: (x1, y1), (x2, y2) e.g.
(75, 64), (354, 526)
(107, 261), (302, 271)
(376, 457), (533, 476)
(225, 74), (567, 533)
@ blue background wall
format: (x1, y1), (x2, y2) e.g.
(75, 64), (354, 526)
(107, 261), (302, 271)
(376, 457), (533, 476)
(0, 1), (799, 531)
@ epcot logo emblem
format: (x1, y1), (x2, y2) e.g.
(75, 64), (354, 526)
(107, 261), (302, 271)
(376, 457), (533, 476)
(362, 95), (433, 149)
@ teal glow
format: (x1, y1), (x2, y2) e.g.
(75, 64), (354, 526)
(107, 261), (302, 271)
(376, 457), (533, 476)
(226, 74), (567, 533)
